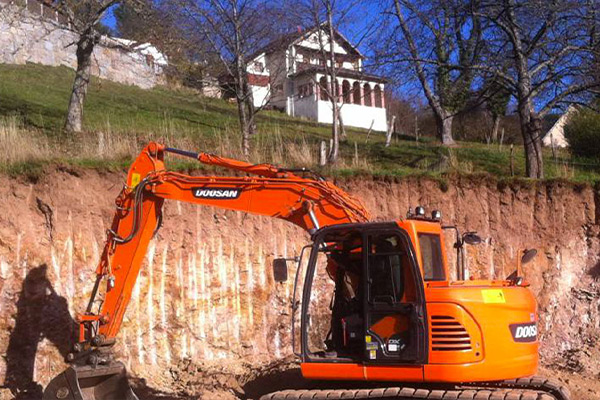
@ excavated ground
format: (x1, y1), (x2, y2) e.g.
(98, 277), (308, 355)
(127, 359), (600, 400)
(0, 168), (598, 399)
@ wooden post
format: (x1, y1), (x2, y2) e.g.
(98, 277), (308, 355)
(353, 142), (359, 166)
(510, 144), (515, 177)
(414, 115), (419, 144)
(364, 120), (375, 144)
(319, 141), (327, 166)
(385, 115), (396, 147)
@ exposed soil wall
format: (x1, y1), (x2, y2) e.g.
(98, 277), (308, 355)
(0, 169), (598, 398)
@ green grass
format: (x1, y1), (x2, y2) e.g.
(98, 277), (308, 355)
(1, 63), (599, 183)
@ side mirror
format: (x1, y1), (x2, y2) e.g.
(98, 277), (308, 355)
(521, 249), (537, 265)
(273, 258), (288, 283)
(463, 232), (482, 246)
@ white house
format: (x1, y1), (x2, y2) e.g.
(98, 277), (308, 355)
(542, 105), (578, 148)
(247, 25), (388, 132)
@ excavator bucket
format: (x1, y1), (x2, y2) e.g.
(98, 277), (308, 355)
(43, 362), (138, 400)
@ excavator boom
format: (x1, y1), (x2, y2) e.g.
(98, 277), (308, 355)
(44, 142), (370, 400)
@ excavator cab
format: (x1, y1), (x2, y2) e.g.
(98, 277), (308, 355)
(296, 222), (428, 367)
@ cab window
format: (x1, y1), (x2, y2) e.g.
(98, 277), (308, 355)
(368, 234), (405, 303)
(419, 233), (445, 281)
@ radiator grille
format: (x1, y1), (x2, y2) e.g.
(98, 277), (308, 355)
(430, 315), (472, 351)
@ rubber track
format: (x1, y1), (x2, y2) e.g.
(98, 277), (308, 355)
(259, 376), (570, 400)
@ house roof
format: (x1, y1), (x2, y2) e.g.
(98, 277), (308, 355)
(249, 23), (363, 61)
(290, 65), (388, 84)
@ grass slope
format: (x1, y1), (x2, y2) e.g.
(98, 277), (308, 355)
(0, 63), (599, 183)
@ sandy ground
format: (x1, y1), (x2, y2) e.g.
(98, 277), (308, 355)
(128, 358), (599, 400)
(541, 367), (600, 400)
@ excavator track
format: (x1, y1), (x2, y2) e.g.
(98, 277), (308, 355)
(260, 376), (570, 400)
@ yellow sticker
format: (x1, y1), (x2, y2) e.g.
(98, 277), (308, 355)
(482, 289), (506, 303)
(130, 172), (141, 188)
(365, 335), (372, 343)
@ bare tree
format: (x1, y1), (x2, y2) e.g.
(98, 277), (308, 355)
(477, 0), (600, 178)
(482, 76), (510, 143)
(382, 0), (483, 146)
(172, 0), (291, 157)
(47, 1), (142, 134)
(385, 92), (420, 138)
(318, 1), (343, 163)
(290, 0), (373, 164)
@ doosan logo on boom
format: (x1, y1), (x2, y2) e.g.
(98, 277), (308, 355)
(192, 187), (242, 199)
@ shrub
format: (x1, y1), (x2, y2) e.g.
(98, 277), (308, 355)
(564, 109), (600, 158)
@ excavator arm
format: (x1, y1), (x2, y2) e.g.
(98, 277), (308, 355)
(88, 142), (369, 342)
(44, 142), (370, 400)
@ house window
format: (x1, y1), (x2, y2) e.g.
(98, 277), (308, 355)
(298, 83), (313, 99)
(374, 84), (383, 108)
(342, 80), (351, 103)
(364, 83), (372, 107)
(352, 81), (361, 104)
(319, 77), (329, 101)
(253, 61), (264, 72)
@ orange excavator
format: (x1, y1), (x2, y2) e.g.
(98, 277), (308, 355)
(43, 142), (570, 400)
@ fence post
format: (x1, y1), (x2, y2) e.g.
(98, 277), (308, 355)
(510, 144), (515, 177)
(385, 115), (396, 148)
(319, 141), (327, 166)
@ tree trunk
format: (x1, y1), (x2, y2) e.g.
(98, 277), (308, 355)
(328, 99), (340, 164)
(491, 114), (501, 143)
(234, 64), (251, 157)
(518, 102), (544, 178)
(232, 5), (251, 156)
(237, 96), (251, 157)
(326, 4), (339, 164)
(338, 112), (347, 142)
(64, 35), (95, 134)
(244, 80), (256, 136)
(435, 111), (455, 146)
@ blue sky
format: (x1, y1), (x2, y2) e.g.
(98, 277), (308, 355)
(101, 1), (388, 54)
(102, 6), (118, 31)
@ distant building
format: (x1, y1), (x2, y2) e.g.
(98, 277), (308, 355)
(247, 24), (388, 132)
(542, 106), (579, 148)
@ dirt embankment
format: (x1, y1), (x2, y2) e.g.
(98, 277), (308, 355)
(0, 168), (598, 399)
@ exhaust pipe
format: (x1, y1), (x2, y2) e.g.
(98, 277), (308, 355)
(43, 362), (138, 400)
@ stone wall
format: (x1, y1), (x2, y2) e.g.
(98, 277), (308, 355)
(0, 3), (165, 89)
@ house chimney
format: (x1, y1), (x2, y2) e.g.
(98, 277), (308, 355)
(297, 25), (303, 33)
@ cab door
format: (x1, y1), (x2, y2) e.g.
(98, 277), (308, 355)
(363, 228), (428, 364)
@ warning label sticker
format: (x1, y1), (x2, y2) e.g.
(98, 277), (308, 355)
(482, 289), (506, 303)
